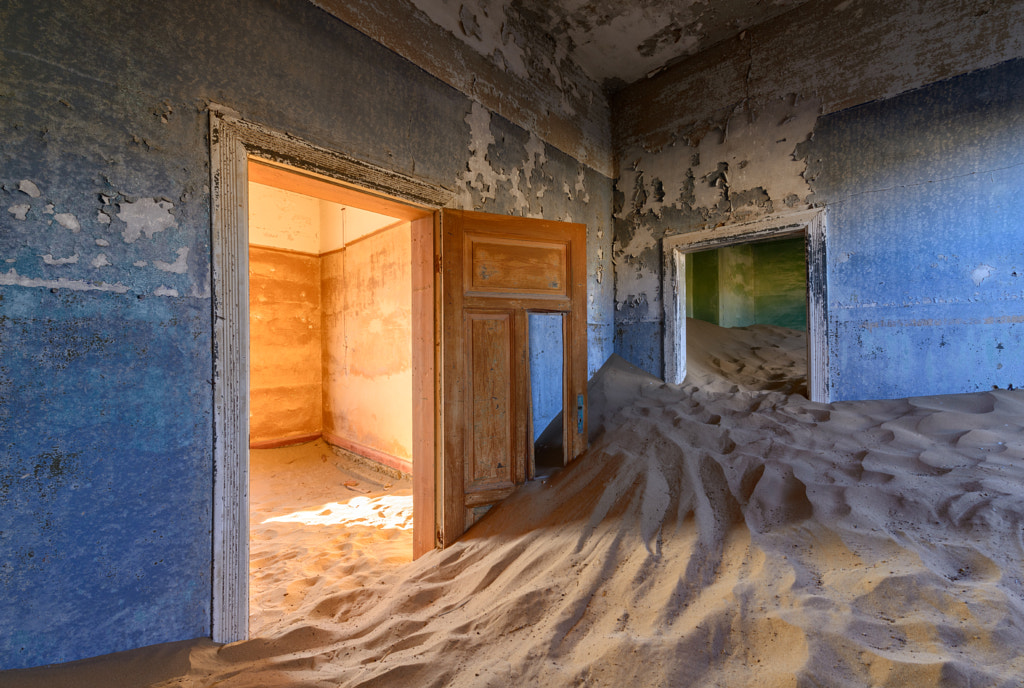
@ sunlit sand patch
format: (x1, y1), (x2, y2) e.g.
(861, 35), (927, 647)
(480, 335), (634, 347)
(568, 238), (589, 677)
(263, 494), (413, 529)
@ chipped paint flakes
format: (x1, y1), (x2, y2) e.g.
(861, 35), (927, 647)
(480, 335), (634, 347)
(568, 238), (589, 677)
(622, 97), (821, 222)
(409, 0), (528, 80)
(522, 133), (547, 188)
(971, 264), (995, 286)
(97, 211), (111, 225)
(18, 180), (41, 198)
(153, 285), (179, 297)
(457, 102), (502, 207)
(117, 198), (176, 243)
(54, 213), (81, 233)
(95, 238), (110, 247)
(0, 268), (129, 293)
(612, 221), (660, 312)
(574, 167), (590, 204)
(91, 254), (111, 268)
(42, 253), (80, 266)
(8, 204), (30, 220)
(154, 247), (189, 274)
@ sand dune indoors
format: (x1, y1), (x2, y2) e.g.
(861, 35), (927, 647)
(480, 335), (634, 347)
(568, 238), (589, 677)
(6, 320), (1024, 687)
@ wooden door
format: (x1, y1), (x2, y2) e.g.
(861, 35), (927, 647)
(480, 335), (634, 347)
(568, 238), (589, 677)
(439, 210), (588, 546)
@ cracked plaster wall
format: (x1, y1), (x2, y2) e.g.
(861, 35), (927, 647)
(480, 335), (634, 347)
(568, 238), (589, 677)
(609, 0), (1024, 384)
(0, 0), (612, 669)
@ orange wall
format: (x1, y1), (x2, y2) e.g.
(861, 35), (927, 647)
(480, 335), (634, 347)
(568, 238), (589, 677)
(249, 246), (323, 446)
(322, 223), (413, 467)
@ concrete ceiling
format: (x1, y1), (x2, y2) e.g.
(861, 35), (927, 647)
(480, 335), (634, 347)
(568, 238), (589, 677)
(541, 0), (813, 89)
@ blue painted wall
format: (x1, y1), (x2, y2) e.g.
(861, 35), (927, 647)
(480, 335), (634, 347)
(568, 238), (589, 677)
(0, 291), (211, 667)
(528, 313), (564, 441)
(0, 0), (613, 669)
(805, 59), (1024, 400)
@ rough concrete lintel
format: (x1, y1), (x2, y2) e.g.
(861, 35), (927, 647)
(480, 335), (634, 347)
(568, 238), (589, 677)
(308, 0), (614, 177)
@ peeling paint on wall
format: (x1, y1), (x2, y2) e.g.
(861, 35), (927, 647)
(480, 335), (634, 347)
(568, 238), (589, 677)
(8, 204), (30, 220)
(42, 253), (79, 266)
(154, 247), (189, 274)
(0, 0), (617, 669)
(0, 268), (129, 293)
(408, 0), (528, 80)
(611, 0), (1024, 381)
(54, 213), (81, 233)
(117, 199), (176, 244)
(18, 180), (41, 198)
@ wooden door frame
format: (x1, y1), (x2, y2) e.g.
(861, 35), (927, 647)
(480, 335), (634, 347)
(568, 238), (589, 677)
(438, 210), (588, 545)
(661, 209), (829, 403)
(208, 107), (451, 643)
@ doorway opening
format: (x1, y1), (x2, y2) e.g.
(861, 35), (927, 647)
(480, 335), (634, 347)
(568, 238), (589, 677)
(246, 160), (419, 635)
(209, 108), (448, 643)
(528, 312), (566, 477)
(210, 110), (588, 641)
(661, 210), (828, 402)
(683, 236), (808, 393)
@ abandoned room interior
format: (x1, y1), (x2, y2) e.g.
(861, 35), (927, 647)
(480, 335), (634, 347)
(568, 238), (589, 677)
(2, 0), (1024, 685)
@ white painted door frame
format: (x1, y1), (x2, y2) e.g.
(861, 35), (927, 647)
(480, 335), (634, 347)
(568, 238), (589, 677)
(661, 209), (829, 403)
(208, 108), (451, 643)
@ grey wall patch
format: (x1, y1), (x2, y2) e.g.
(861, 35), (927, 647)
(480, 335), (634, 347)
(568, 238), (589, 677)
(55, 213), (81, 233)
(8, 204), (30, 220)
(95, 238), (110, 247)
(97, 211), (111, 225)
(118, 198), (177, 243)
(153, 285), (179, 297)
(154, 247), (189, 274)
(91, 254), (111, 268)
(18, 180), (41, 198)
(42, 253), (80, 266)
(456, 102), (503, 208)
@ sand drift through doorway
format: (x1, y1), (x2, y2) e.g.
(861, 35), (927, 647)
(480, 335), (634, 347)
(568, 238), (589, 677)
(661, 209), (829, 403)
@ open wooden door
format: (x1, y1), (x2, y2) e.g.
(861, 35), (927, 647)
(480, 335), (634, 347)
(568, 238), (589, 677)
(438, 209), (588, 546)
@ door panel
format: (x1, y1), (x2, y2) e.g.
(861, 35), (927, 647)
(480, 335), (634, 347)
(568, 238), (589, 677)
(466, 235), (569, 296)
(439, 209), (587, 546)
(465, 311), (516, 494)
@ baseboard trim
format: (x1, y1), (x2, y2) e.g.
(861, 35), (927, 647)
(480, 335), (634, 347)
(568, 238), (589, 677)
(248, 432), (322, 449)
(322, 431), (413, 476)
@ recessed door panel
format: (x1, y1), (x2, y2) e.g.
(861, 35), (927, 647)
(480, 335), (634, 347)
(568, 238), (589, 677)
(466, 311), (515, 491)
(467, 235), (568, 297)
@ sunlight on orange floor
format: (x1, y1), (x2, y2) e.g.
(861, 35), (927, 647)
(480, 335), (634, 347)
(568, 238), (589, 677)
(262, 494), (413, 530)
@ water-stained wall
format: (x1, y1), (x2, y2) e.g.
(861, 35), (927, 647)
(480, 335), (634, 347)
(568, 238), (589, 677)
(322, 224), (414, 470)
(0, 0), (613, 669)
(610, 0), (1024, 392)
(249, 247), (323, 446)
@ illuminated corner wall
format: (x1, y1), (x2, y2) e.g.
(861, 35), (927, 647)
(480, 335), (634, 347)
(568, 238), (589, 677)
(248, 182), (413, 468)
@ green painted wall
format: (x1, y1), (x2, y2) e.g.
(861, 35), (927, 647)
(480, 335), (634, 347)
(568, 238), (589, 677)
(686, 237), (807, 330)
(688, 250), (720, 324)
(752, 238), (807, 330)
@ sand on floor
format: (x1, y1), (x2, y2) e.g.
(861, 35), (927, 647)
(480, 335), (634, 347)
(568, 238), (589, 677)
(5, 318), (1024, 687)
(248, 440), (413, 638)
